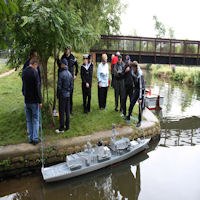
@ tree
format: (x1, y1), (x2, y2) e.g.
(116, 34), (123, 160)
(168, 27), (175, 39)
(153, 15), (166, 38)
(0, 0), (18, 49)
(6, 0), (124, 123)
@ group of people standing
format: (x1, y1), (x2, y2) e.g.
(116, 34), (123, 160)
(111, 53), (145, 127)
(22, 47), (145, 145)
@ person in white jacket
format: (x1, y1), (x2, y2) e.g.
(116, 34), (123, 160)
(97, 54), (109, 109)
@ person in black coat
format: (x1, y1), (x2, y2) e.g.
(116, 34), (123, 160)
(22, 58), (42, 145)
(22, 49), (41, 96)
(81, 54), (93, 113)
(125, 61), (145, 127)
(56, 58), (73, 133)
(122, 56), (134, 116)
(57, 47), (78, 115)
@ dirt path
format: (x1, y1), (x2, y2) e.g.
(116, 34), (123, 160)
(0, 69), (15, 78)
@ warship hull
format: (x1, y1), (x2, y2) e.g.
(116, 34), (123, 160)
(42, 138), (150, 182)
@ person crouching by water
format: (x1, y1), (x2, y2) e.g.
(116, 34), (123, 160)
(97, 54), (109, 110)
(81, 54), (93, 113)
(56, 58), (73, 133)
(22, 58), (42, 145)
(125, 61), (145, 127)
(113, 55), (125, 112)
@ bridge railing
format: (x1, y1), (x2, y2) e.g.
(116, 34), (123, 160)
(91, 35), (200, 58)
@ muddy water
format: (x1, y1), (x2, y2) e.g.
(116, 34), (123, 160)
(0, 72), (200, 200)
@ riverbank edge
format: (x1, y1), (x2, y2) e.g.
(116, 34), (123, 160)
(0, 108), (160, 178)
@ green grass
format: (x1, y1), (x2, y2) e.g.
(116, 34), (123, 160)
(0, 63), (12, 74)
(0, 53), (139, 146)
(152, 64), (200, 87)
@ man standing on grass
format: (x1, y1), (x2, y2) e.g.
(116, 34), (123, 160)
(81, 54), (93, 114)
(56, 58), (73, 133)
(22, 58), (42, 145)
(111, 51), (120, 88)
(125, 61), (145, 127)
(60, 46), (78, 115)
(113, 55), (125, 112)
(122, 55), (133, 117)
(22, 49), (41, 96)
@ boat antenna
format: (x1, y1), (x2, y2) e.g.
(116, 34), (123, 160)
(39, 110), (44, 169)
(112, 123), (116, 141)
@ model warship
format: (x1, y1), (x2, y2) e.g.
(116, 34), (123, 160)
(42, 124), (150, 182)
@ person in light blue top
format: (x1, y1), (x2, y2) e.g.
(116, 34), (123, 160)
(97, 54), (109, 109)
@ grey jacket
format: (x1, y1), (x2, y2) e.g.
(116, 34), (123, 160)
(113, 62), (126, 80)
(57, 66), (73, 98)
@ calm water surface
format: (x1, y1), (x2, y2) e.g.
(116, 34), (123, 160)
(0, 71), (200, 200)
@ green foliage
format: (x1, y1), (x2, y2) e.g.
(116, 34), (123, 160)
(156, 64), (161, 70)
(0, 158), (10, 169)
(146, 64), (152, 70)
(153, 15), (166, 38)
(0, 0), (18, 49)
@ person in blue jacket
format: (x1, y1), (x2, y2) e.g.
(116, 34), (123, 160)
(56, 58), (73, 133)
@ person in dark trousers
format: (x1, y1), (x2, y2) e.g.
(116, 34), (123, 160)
(59, 47), (78, 115)
(125, 61), (145, 127)
(113, 55), (125, 112)
(22, 49), (41, 95)
(22, 58), (42, 145)
(56, 58), (73, 133)
(122, 56), (133, 117)
(97, 54), (109, 109)
(111, 52), (120, 88)
(81, 54), (93, 113)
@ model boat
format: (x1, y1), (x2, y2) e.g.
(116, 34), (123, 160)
(41, 124), (150, 182)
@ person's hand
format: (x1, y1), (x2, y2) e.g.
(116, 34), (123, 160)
(86, 82), (89, 88)
(99, 82), (101, 88)
(125, 67), (130, 72)
(117, 70), (121, 73)
(74, 75), (77, 80)
(138, 100), (142, 104)
(39, 104), (42, 109)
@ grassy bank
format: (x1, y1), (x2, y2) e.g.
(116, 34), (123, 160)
(152, 64), (200, 87)
(0, 53), (139, 146)
(0, 63), (12, 75)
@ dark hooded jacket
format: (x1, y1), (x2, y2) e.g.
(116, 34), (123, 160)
(57, 66), (73, 98)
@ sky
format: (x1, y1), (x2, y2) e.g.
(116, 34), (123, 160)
(120, 0), (200, 41)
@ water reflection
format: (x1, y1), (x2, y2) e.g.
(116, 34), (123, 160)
(144, 71), (200, 147)
(0, 139), (159, 200)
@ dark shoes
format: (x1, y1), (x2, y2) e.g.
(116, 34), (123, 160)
(115, 108), (118, 112)
(29, 140), (40, 145)
(136, 122), (141, 127)
(125, 115), (130, 120)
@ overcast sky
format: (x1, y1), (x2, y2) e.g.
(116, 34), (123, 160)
(120, 0), (200, 40)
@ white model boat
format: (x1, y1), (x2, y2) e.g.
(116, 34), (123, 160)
(41, 125), (150, 182)
(145, 93), (164, 110)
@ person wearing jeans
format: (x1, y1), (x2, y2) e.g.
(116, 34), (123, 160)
(97, 54), (109, 109)
(22, 58), (42, 145)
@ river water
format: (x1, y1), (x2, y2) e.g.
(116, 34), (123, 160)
(0, 72), (200, 200)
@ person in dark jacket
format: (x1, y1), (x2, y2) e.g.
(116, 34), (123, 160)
(56, 58), (73, 133)
(22, 58), (42, 145)
(125, 61), (145, 127)
(113, 55), (125, 112)
(81, 54), (93, 113)
(22, 49), (41, 96)
(58, 47), (78, 115)
(122, 56), (133, 117)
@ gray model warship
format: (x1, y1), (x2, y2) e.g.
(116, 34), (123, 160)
(42, 124), (150, 182)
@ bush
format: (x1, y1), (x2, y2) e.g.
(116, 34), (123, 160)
(146, 64), (152, 70)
